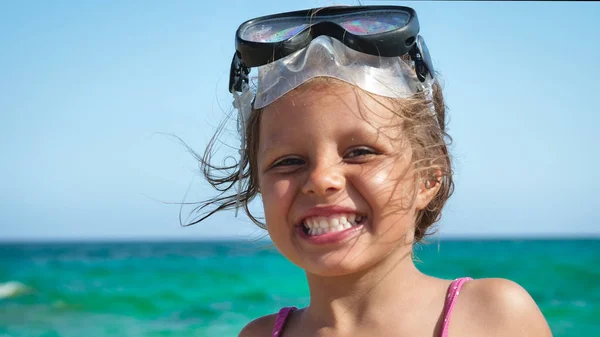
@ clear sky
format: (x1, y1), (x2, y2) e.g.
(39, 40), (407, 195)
(1, 1), (599, 241)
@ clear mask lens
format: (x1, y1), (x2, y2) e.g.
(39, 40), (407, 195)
(240, 18), (309, 43)
(332, 10), (409, 35)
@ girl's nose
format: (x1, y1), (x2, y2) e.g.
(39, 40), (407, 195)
(301, 161), (345, 197)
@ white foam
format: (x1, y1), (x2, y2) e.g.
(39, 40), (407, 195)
(0, 281), (31, 299)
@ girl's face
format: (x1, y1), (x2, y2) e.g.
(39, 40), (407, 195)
(257, 81), (433, 276)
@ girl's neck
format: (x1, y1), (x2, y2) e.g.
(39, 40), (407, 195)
(303, 246), (431, 331)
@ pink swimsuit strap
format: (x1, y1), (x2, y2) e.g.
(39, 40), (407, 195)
(271, 307), (297, 337)
(270, 277), (472, 337)
(441, 277), (473, 337)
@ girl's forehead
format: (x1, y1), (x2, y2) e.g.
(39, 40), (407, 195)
(259, 81), (403, 144)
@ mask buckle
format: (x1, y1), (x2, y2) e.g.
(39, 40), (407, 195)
(229, 52), (250, 93)
(409, 35), (435, 82)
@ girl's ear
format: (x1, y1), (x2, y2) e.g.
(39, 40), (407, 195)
(415, 169), (442, 211)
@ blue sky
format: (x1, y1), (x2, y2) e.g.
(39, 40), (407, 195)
(1, 1), (599, 241)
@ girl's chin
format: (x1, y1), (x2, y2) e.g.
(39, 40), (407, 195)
(301, 256), (369, 277)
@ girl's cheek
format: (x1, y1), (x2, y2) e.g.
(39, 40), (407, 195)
(354, 161), (413, 210)
(369, 170), (391, 186)
(263, 178), (296, 232)
(357, 163), (396, 192)
(262, 178), (295, 212)
(272, 179), (293, 198)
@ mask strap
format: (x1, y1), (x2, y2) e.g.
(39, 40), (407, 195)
(232, 82), (253, 217)
(421, 78), (440, 130)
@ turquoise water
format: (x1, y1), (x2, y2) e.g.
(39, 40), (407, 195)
(0, 239), (598, 336)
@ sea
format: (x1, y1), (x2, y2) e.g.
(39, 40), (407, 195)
(0, 239), (597, 337)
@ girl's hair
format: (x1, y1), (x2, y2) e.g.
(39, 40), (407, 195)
(188, 77), (453, 243)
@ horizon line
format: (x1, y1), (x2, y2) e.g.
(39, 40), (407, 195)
(1, 233), (599, 244)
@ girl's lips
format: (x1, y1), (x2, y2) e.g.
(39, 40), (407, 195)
(296, 222), (365, 245)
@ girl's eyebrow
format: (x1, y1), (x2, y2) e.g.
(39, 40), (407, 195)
(259, 135), (288, 156)
(262, 133), (283, 145)
(259, 145), (277, 157)
(260, 125), (391, 152)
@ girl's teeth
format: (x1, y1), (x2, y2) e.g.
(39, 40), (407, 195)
(303, 214), (366, 236)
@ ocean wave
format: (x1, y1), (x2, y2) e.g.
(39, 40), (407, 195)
(0, 281), (32, 299)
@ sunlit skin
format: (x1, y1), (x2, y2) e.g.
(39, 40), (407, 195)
(243, 79), (553, 337)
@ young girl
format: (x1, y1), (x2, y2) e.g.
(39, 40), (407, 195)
(196, 6), (552, 337)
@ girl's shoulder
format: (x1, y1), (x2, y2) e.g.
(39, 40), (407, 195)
(237, 278), (552, 337)
(238, 312), (278, 337)
(452, 278), (552, 337)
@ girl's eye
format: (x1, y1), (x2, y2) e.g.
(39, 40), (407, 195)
(345, 147), (377, 159)
(271, 157), (304, 168)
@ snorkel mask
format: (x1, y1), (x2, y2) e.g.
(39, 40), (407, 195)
(228, 6), (436, 215)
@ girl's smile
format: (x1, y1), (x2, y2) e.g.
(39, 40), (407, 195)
(296, 206), (367, 244)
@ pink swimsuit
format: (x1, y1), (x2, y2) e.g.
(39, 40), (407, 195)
(271, 277), (472, 337)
